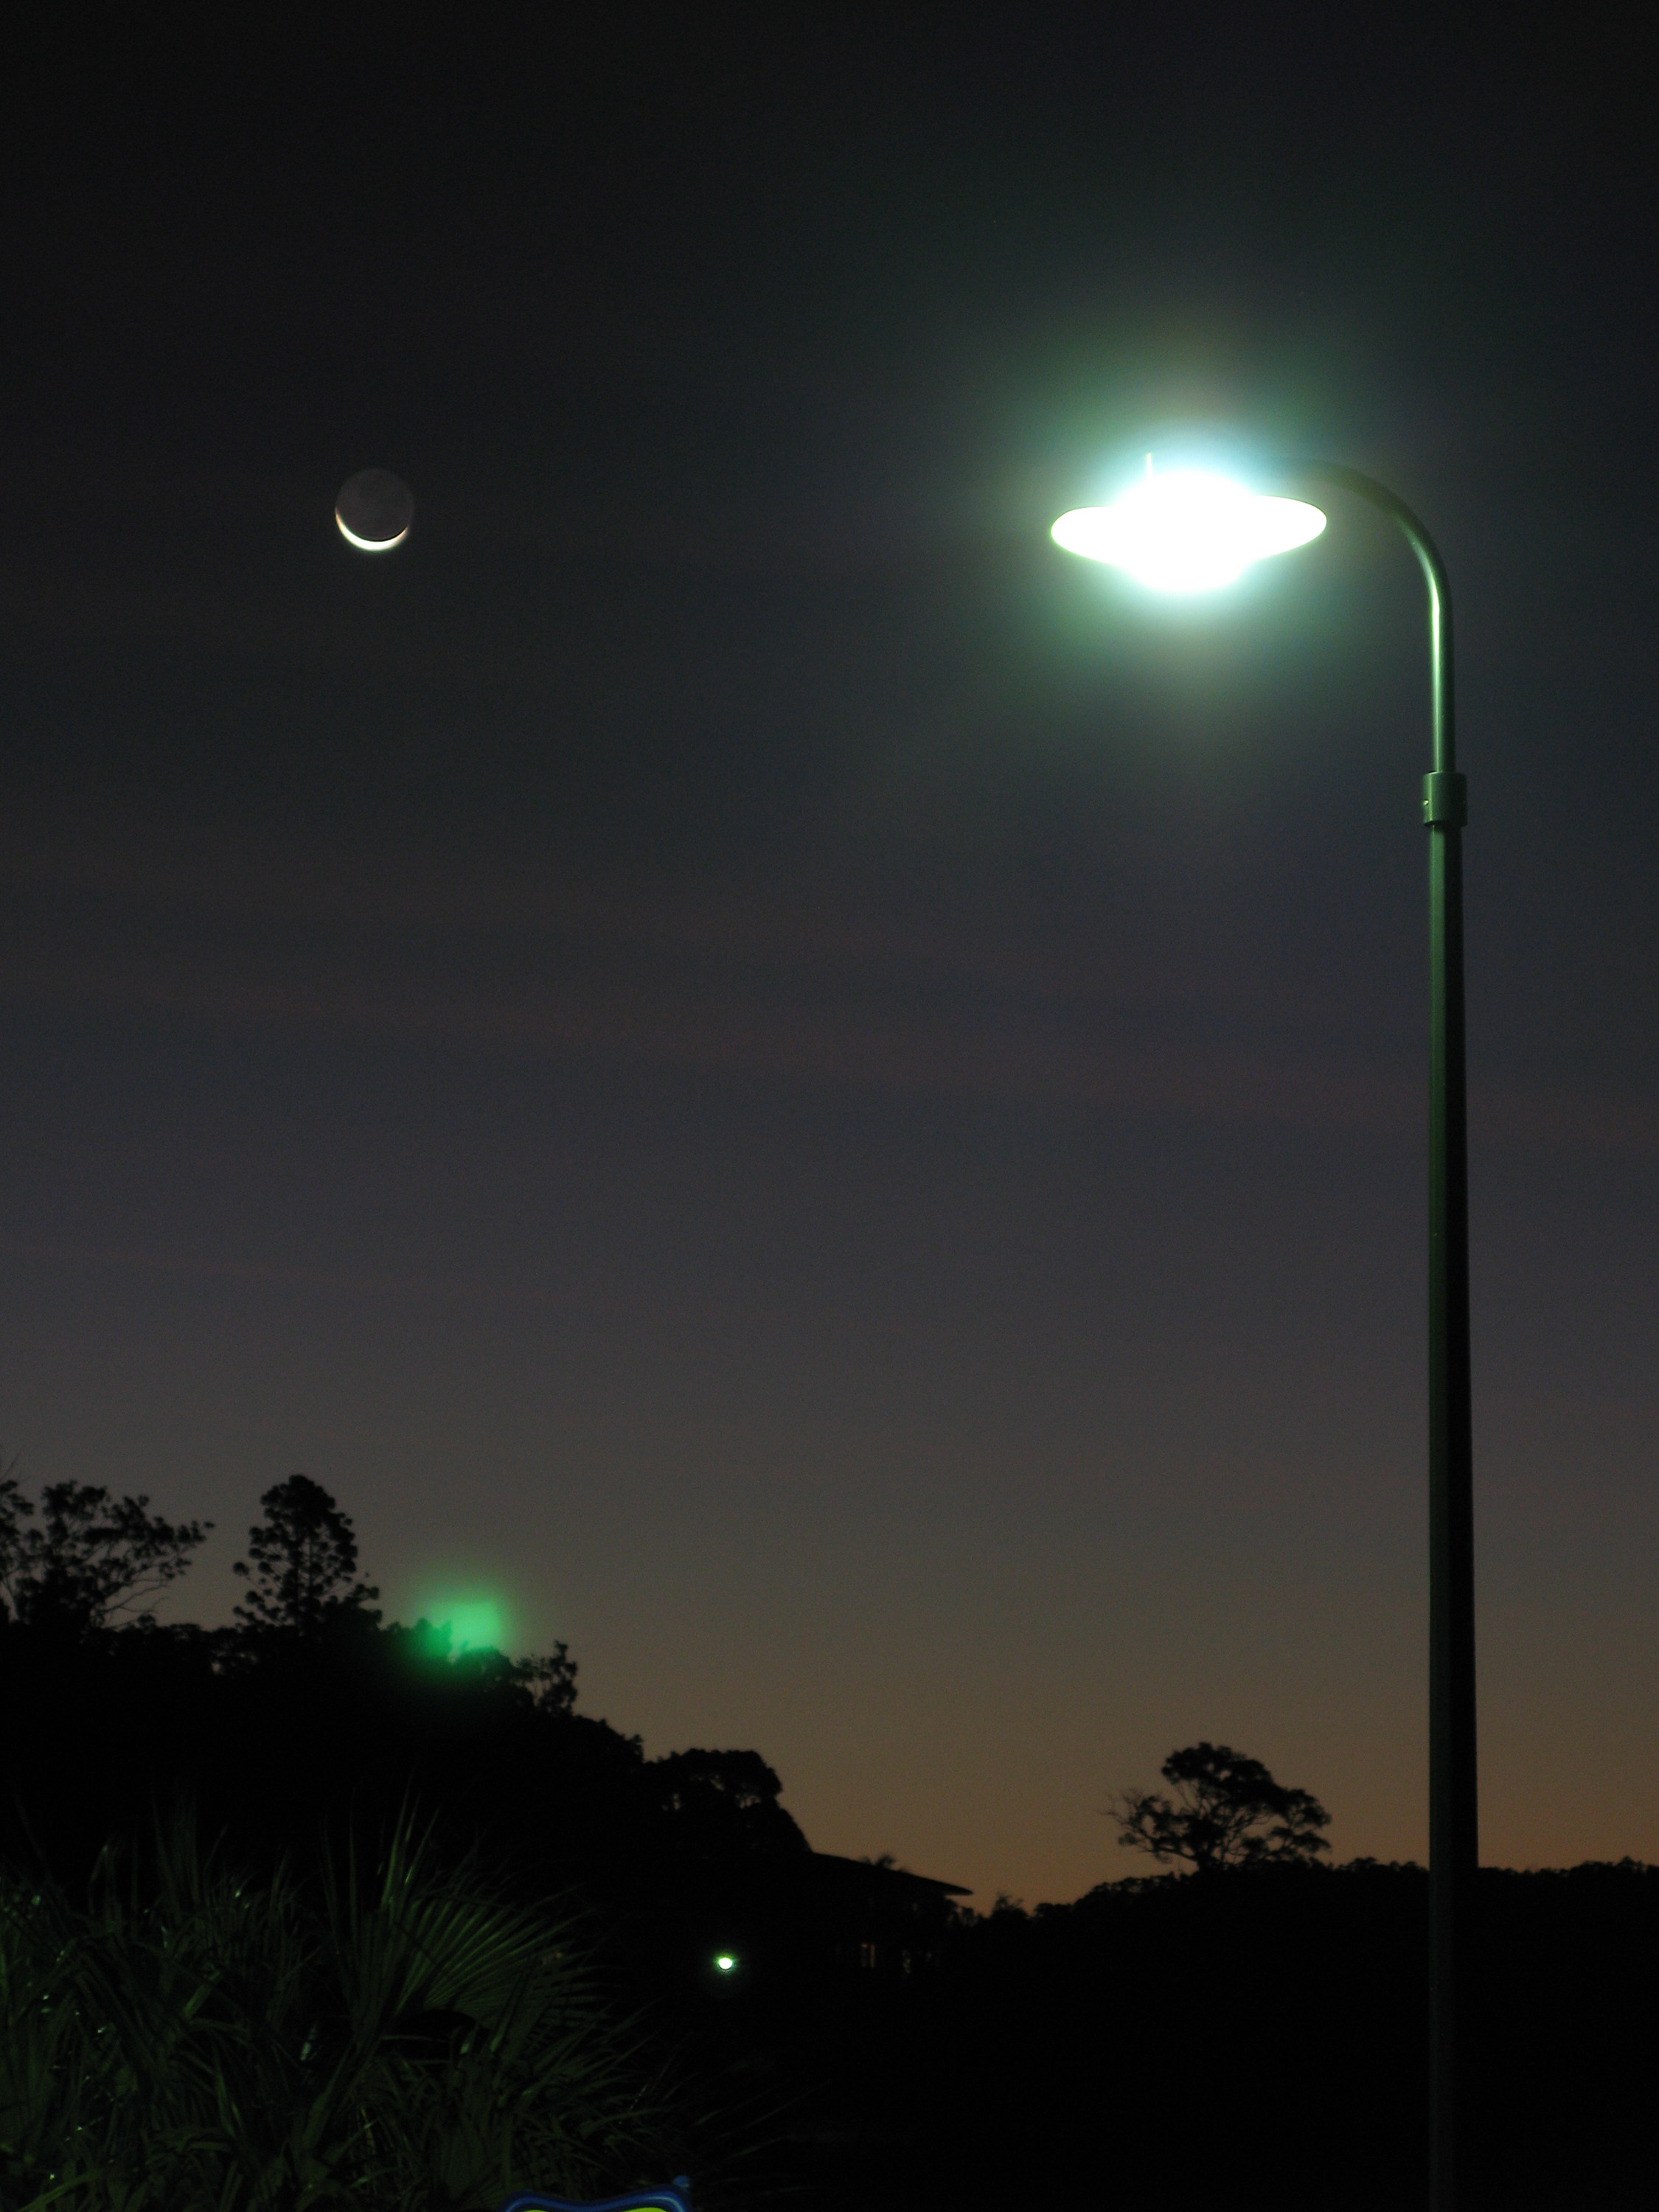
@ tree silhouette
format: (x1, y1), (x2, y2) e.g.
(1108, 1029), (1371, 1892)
(232, 1475), (379, 1637)
(650, 1748), (810, 1858)
(0, 1461), (27, 1616)
(0, 1467), (211, 1632)
(517, 1642), (579, 1716)
(408, 1622), (580, 1715)
(1109, 1742), (1331, 1875)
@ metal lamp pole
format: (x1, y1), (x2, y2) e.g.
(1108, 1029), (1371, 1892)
(1051, 456), (1478, 2209)
(1297, 465), (1477, 2212)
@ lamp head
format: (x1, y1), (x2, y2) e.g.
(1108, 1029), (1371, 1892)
(1051, 460), (1326, 594)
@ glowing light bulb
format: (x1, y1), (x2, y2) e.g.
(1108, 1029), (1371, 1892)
(1051, 465), (1325, 594)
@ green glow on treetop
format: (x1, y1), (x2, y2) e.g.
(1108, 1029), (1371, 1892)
(423, 1595), (507, 1654)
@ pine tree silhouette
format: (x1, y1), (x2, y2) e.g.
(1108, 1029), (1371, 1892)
(232, 1475), (379, 1637)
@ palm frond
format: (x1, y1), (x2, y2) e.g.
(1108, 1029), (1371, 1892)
(0, 1811), (683, 2212)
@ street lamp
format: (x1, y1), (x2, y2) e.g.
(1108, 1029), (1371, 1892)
(1053, 456), (1476, 2212)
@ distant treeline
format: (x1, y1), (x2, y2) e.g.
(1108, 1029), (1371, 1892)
(0, 1469), (810, 1900)
(902, 1858), (1659, 2212)
(3, 1467), (1654, 2212)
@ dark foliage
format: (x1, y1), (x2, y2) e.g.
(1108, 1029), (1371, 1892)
(232, 1473), (380, 1638)
(0, 1815), (681, 2212)
(805, 1859), (1658, 2212)
(0, 1466), (210, 1635)
(650, 1752), (810, 1865)
(1, 1472), (1652, 2212)
(1109, 1739), (1332, 1873)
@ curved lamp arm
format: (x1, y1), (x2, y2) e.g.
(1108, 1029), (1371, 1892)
(1281, 461), (1458, 788)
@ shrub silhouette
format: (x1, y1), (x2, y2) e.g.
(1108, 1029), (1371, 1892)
(0, 1813), (676, 2212)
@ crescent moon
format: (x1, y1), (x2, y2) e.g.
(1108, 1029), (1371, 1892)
(335, 467), (414, 552)
(336, 517), (410, 553)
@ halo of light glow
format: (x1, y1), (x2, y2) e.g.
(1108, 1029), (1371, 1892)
(1051, 467), (1326, 594)
(714, 1953), (737, 1972)
(422, 1596), (507, 1654)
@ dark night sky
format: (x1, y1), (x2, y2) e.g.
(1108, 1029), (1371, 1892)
(4, 8), (1658, 1901)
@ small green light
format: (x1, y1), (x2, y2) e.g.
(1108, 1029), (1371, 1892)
(714, 1952), (737, 1972)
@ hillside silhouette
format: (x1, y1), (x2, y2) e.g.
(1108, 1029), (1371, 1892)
(2, 1470), (1653, 2211)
